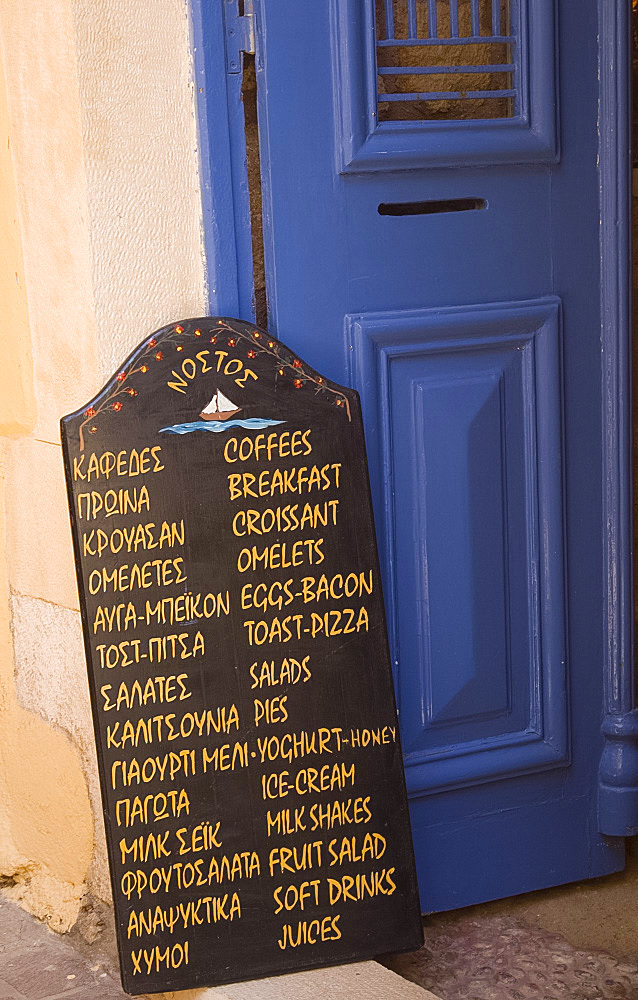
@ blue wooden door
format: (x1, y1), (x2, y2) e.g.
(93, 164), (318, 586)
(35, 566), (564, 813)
(194, 0), (635, 910)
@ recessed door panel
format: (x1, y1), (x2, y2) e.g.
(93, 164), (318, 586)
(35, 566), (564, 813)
(347, 299), (568, 794)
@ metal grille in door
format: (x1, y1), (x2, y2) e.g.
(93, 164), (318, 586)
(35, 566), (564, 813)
(376, 0), (516, 122)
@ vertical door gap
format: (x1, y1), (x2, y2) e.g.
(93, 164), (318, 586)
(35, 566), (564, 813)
(242, 54), (267, 328)
(632, 0), (638, 700)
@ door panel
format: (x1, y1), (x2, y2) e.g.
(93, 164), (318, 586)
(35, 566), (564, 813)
(347, 299), (568, 794)
(217, 0), (631, 909)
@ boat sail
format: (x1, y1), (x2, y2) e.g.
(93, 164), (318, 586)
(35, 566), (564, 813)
(199, 389), (242, 422)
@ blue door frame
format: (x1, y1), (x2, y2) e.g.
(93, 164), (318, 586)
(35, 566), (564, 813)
(190, 0), (257, 321)
(597, 1), (637, 839)
(190, 0), (636, 910)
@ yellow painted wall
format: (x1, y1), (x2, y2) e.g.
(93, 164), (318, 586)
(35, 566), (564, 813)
(0, 22), (93, 930)
(0, 51), (33, 439)
(0, 0), (207, 933)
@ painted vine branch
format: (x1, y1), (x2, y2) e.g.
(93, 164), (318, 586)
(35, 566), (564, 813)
(78, 319), (351, 450)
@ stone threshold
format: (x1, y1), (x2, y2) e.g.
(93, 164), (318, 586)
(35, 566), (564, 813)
(164, 961), (441, 1000)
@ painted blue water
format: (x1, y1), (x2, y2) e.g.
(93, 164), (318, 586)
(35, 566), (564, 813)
(159, 417), (285, 435)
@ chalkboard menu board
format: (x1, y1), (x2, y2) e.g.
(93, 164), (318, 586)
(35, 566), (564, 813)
(61, 318), (423, 994)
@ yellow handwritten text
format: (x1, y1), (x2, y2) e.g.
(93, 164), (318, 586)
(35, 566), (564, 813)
(105, 704), (239, 749)
(121, 854), (260, 900)
(232, 500), (339, 537)
(115, 788), (190, 828)
(130, 940), (189, 975)
(261, 762), (355, 801)
(73, 446), (163, 482)
(77, 486), (150, 521)
(228, 464), (341, 500)
(82, 519), (184, 559)
(223, 429), (312, 464)
(88, 556), (186, 595)
(100, 674), (191, 711)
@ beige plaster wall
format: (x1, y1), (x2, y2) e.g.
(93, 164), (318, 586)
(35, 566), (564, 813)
(0, 0), (207, 933)
(0, 6), (95, 930)
(72, 1), (207, 380)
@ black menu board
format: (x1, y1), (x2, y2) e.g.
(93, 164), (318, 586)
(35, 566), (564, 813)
(61, 318), (423, 994)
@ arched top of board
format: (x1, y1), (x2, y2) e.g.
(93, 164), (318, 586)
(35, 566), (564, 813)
(62, 318), (353, 454)
(60, 317), (422, 994)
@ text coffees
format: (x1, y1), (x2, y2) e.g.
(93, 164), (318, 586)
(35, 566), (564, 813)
(61, 318), (422, 994)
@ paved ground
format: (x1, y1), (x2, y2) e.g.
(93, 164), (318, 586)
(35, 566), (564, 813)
(382, 850), (638, 1000)
(382, 910), (638, 1000)
(5, 850), (638, 1000)
(0, 898), (134, 1000)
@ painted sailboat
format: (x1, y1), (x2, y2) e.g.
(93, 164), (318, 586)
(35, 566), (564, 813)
(199, 389), (242, 422)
